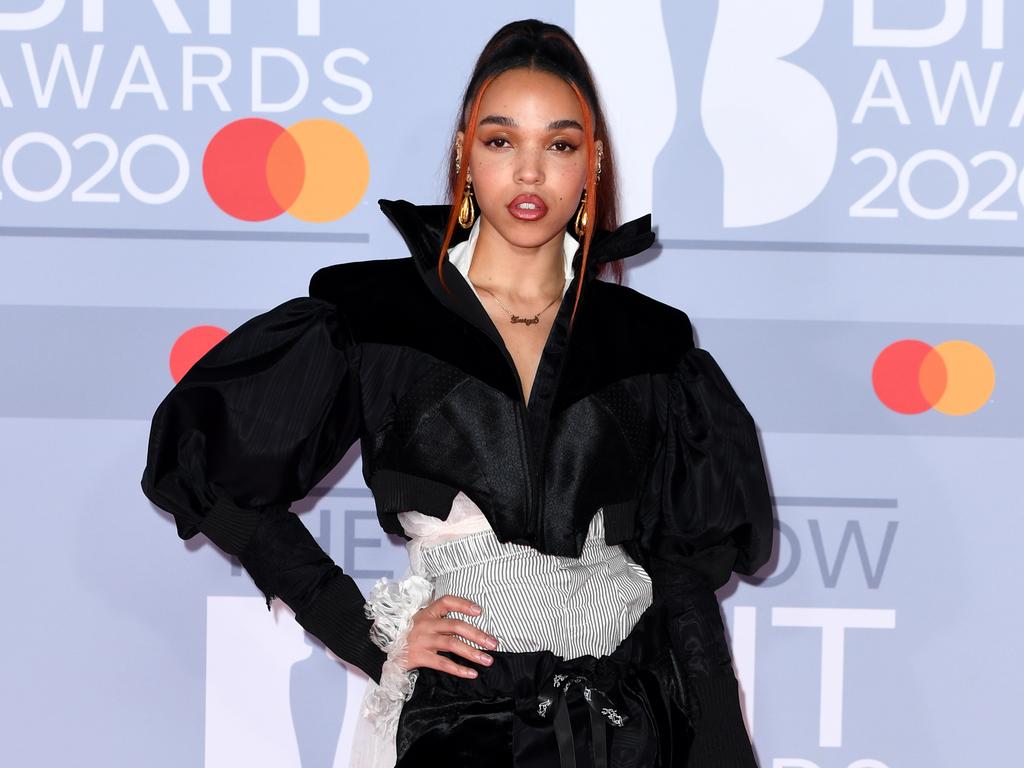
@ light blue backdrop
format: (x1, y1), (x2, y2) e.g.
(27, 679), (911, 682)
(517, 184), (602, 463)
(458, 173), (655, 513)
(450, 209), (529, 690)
(1, 2), (1019, 766)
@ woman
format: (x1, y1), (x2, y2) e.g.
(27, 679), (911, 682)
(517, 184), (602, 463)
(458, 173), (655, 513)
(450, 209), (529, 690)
(140, 18), (774, 768)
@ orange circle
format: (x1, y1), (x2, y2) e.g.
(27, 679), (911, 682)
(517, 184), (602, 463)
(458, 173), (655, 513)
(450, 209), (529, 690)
(930, 340), (995, 415)
(282, 119), (370, 222)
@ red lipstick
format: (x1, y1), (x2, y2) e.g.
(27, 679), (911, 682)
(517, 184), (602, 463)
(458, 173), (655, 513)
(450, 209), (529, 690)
(507, 193), (547, 221)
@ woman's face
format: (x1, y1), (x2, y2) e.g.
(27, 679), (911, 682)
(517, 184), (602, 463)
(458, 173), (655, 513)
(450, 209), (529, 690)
(457, 67), (600, 252)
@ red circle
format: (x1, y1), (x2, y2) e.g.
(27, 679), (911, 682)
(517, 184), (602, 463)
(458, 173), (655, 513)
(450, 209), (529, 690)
(202, 118), (304, 221)
(169, 325), (228, 383)
(872, 339), (934, 414)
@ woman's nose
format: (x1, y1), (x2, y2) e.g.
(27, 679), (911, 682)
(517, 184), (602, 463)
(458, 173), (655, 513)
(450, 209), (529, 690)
(514, 149), (545, 185)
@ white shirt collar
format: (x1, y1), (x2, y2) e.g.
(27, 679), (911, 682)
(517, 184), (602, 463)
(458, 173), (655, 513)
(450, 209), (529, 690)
(447, 217), (578, 303)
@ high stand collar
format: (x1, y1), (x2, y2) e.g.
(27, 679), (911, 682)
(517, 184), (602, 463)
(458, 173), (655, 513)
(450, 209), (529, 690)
(376, 198), (657, 283)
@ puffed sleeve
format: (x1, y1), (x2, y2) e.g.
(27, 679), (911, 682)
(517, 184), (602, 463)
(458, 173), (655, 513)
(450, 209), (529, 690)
(637, 321), (774, 767)
(139, 296), (387, 684)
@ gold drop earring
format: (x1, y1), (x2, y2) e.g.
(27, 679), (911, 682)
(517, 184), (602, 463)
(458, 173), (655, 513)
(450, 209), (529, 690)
(574, 189), (588, 238)
(455, 143), (475, 229)
(574, 149), (602, 238)
(458, 174), (475, 229)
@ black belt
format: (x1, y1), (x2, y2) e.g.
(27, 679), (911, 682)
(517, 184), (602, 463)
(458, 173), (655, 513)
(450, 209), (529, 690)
(527, 669), (630, 768)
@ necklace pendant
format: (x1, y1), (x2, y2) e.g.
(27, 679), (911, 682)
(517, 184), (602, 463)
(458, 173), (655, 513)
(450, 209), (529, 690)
(510, 314), (540, 326)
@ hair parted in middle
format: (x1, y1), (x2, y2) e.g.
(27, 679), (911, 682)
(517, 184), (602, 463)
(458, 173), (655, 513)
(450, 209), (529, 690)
(437, 18), (622, 331)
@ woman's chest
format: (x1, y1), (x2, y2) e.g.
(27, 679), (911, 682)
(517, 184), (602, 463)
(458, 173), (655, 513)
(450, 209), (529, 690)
(360, 342), (664, 558)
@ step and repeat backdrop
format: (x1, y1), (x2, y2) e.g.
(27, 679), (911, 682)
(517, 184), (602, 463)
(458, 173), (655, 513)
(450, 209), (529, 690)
(1, 2), (1019, 766)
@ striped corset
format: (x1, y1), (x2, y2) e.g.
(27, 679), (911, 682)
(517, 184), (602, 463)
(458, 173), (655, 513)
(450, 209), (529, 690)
(397, 491), (653, 659)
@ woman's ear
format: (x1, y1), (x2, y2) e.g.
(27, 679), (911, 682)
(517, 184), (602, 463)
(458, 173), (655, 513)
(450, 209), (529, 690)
(454, 131), (466, 177)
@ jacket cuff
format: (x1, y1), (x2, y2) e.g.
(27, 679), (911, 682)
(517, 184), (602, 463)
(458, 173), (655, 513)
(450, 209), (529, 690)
(295, 571), (387, 684)
(662, 584), (735, 679)
(685, 674), (758, 768)
(196, 497), (264, 556)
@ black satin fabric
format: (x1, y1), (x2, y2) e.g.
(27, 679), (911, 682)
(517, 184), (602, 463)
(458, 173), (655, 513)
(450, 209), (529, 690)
(394, 594), (694, 768)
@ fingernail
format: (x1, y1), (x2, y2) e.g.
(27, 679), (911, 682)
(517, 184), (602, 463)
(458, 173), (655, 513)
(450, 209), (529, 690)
(466, 668), (478, 677)
(471, 604), (482, 614)
(485, 637), (498, 649)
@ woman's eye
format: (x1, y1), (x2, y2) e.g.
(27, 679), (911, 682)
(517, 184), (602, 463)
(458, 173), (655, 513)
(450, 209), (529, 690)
(551, 141), (577, 153)
(486, 137), (510, 149)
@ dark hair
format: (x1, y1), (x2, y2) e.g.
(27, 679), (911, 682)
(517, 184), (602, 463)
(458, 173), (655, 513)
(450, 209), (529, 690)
(437, 19), (622, 329)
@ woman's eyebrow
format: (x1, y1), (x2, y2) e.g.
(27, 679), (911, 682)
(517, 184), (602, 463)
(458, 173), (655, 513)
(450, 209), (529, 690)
(478, 115), (583, 131)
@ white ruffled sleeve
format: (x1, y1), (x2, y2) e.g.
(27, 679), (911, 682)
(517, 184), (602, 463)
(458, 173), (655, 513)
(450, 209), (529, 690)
(349, 571), (434, 768)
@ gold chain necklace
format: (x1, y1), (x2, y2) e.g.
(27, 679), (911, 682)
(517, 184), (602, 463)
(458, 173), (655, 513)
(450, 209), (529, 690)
(474, 278), (565, 326)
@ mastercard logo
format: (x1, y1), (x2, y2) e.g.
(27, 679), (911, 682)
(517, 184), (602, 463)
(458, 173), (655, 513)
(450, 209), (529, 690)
(202, 117), (369, 222)
(872, 339), (995, 415)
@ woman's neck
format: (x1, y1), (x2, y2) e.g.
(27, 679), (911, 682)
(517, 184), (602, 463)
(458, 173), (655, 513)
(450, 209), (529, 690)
(467, 217), (568, 302)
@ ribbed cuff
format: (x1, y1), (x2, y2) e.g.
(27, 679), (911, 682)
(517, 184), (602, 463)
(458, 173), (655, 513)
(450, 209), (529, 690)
(197, 497), (263, 556)
(685, 674), (759, 768)
(368, 470), (461, 522)
(600, 499), (639, 545)
(295, 571), (387, 684)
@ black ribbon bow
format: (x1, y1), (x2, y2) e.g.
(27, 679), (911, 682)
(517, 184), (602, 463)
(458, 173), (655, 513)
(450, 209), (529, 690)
(531, 670), (630, 768)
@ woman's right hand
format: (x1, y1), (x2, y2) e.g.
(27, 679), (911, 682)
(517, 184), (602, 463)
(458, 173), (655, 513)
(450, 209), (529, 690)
(404, 594), (500, 678)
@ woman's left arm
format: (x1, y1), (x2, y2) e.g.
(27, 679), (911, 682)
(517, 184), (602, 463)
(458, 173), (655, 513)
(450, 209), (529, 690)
(637, 319), (775, 767)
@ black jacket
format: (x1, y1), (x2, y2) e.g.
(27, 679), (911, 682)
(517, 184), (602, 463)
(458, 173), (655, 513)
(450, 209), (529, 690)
(140, 198), (775, 764)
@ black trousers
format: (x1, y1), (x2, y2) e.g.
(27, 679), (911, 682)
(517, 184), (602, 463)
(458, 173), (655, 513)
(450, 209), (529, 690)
(394, 593), (695, 767)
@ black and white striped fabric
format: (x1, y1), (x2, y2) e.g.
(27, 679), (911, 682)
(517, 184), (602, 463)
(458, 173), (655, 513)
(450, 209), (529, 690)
(413, 507), (654, 658)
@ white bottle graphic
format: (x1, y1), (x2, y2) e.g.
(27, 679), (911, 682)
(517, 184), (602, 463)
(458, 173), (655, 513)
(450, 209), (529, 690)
(703, 0), (836, 227)
(574, 0), (676, 223)
(205, 596), (367, 767)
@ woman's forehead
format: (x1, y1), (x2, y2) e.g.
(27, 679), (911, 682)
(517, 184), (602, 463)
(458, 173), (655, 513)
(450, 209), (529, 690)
(476, 68), (583, 126)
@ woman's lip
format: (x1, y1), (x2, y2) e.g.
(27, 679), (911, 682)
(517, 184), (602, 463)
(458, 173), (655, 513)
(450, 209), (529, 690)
(507, 194), (547, 221)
